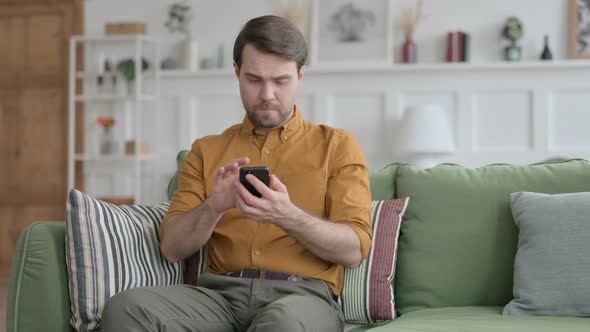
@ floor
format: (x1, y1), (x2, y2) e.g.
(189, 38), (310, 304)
(1, 282), (6, 332)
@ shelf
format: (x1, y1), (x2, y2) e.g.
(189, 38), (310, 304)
(160, 60), (590, 79)
(74, 95), (157, 102)
(74, 154), (157, 162)
(71, 35), (157, 44)
(76, 71), (158, 79)
(161, 68), (234, 78)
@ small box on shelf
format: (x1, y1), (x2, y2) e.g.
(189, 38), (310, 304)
(105, 22), (146, 35)
(124, 140), (150, 155)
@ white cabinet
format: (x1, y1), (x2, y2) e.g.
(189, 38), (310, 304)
(67, 35), (161, 204)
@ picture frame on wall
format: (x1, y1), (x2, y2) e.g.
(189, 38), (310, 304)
(570, 0), (590, 59)
(309, 0), (393, 67)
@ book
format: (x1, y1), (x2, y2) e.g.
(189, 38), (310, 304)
(461, 32), (470, 62)
(447, 32), (458, 62)
(447, 31), (471, 62)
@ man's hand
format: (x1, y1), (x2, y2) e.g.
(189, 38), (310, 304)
(235, 173), (363, 267)
(235, 174), (300, 225)
(208, 157), (250, 214)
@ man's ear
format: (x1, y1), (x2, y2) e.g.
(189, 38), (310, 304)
(234, 63), (240, 79)
(298, 66), (305, 81)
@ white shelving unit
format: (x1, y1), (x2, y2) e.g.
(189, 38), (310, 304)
(67, 35), (160, 204)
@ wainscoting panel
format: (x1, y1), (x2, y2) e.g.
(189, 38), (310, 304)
(548, 89), (590, 152)
(472, 91), (533, 152)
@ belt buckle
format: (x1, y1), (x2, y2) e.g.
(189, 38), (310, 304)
(259, 269), (266, 279)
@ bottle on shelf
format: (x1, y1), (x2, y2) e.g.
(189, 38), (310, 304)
(540, 35), (553, 61)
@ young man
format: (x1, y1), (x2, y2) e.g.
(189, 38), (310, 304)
(102, 15), (372, 332)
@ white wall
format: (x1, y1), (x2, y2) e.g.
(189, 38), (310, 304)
(81, 0), (587, 204)
(85, 0), (570, 65)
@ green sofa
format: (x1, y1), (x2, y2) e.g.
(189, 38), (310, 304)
(6, 155), (590, 331)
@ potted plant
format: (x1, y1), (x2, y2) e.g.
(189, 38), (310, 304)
(502, 17), (524, 61)
(116, 58), (149, 95)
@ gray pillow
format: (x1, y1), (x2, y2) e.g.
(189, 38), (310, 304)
(503, 191), (590, 317)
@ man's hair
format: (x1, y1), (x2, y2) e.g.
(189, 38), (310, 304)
(233, 15), (308, 71)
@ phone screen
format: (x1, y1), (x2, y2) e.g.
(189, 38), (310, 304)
(239, 166), (270, 198)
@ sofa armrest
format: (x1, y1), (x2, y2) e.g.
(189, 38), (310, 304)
(7, 222), (74, 332)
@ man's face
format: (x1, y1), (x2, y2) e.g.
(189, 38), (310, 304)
(235, 44), (304, 133)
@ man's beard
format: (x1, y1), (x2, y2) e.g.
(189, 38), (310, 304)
(247, 102), (292, 130)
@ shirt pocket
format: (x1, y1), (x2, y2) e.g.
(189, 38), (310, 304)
(279, 168), (327, 218)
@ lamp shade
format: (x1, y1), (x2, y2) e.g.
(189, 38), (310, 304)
(396, 104), (455, 154)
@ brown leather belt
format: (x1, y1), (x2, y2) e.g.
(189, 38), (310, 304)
(226, 268), (338, 301)
(226, 268), (310, 281)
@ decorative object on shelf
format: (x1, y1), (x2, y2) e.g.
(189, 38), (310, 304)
(269, 0), (312, 64)
(502, 17), (524, 62)
(165, 2), (199, 71)
(200, 57), (217, 70)
(399, 0), (425, 64)
(161, 56), (178, 70)
(310, 0), (393, 65)
(105, 22), (147, 35)
(116, 58), (149, 95)
(569, 0), (590, 59)
(97, 116), (117, 155)
(394, 104), (455, 169)
(97, 59), (118, 95)
(447, 31), (470, 62)
(124, 140), (151, 155)
(217, 44), (225, 69)
(540, 35), (554, 60)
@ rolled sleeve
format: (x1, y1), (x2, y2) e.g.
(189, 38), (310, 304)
(325, 131), (373, 260)
(160, 140), (206, 238)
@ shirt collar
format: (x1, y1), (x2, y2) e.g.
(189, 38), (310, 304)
(240, 105), (303, 138)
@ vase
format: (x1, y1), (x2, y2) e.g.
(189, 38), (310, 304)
(504, 41), (522, 61)
(99, 127), (116, 155)
(540, 35), (553, 60)
(179, 38), (200, 71)
(402, 38), (417, 64)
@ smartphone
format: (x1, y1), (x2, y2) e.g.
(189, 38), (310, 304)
(239, 166), (270, 198)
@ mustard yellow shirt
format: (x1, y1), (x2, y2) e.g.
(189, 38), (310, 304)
(161, 107), (372, 295)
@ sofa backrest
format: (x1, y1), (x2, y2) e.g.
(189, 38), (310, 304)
(393, 160), (590, 315)
(167, 152), (590, 315)
(167, 150), (401, 200)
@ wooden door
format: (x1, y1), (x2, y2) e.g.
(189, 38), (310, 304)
(0, 0), (83, 280)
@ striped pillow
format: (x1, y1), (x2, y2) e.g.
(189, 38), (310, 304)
(340, 198), (409, 323)
(65, 189), (184, 332)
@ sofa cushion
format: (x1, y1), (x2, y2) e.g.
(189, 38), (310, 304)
(394, 160), (590, 315)
(503, 191), (590, 317)
(364, 306), (590, 332)
(65, 189), (183, 331)
(341, 198), (409, 323)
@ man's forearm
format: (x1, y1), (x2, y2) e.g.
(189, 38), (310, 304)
(279, 209), (363, 268)
(160, 200), (223, 262)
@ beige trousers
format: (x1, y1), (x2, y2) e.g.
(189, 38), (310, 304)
(101, 272), (344, 332)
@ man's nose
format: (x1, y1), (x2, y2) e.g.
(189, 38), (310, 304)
(260, 83), (275, 101)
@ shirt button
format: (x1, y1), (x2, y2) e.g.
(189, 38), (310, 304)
(264, 150), (270, 155)
(254, 249), (262, 255)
